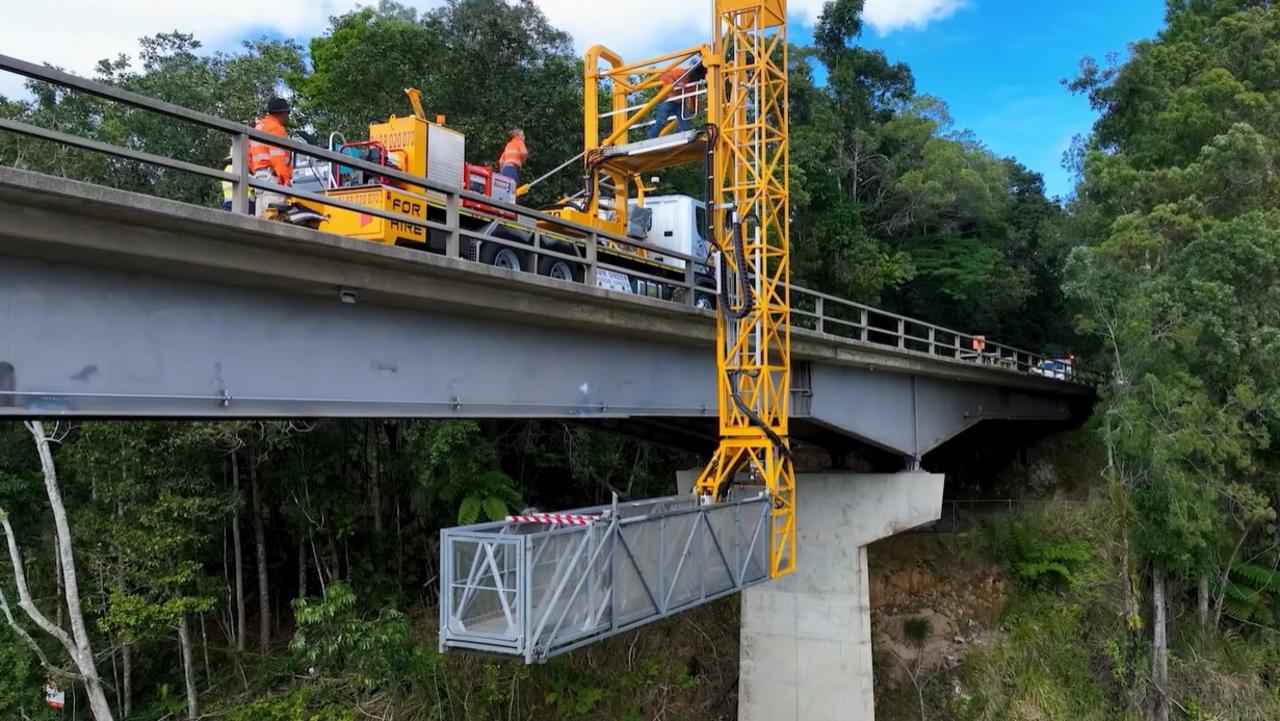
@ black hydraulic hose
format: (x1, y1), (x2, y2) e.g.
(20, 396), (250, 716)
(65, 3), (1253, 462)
(719, 216), (754, 321)
(698, 126), (795, 484)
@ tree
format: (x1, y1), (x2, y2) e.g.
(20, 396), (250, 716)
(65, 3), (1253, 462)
(0, 422), (114, 721)
(67, 422), (224, 721)
(0, 33), (303, 207)
(1065, 4), (1280, 717)
(301, 0), (584, 204)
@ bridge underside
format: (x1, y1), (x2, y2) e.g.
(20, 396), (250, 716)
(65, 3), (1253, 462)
(0, 253), (1078, 460)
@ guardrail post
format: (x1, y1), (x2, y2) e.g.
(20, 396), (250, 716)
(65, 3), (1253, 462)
(859, 309), (867, 342)
(230, 133), (250, 215)
(928, 327), (936, 356)
(683, 259), (696, 307)
(815, 297), (824, 334)
(897, 318), (906, 350)
(584, 233), (598, 288)
(445, 192), (461, 259)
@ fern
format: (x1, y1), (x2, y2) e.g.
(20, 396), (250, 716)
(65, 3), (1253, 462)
(1223, 563), (1279, 627)
(1005, 531), (1093, 588)
(457, 496), (482, 525)
(481, 495), (510, 522)
(1232, 563), (1280, 594)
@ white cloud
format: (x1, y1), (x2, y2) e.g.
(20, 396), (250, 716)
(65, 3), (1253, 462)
(0, 1), (961, 98)
(862, 0), (966, 35)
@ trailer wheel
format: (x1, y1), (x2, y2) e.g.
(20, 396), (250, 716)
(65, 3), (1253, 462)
(538, 256), (583, 283)
(480, 244), (525, 272)
(694, 278), (717, 310)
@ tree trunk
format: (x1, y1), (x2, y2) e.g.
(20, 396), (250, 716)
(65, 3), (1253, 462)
(249, 459), (270, 654)
(231, 453), (246, 652)
(368, 423), (383, 534)
(177, 615), (199, 721)
(297, 538), (308, 600)
(21, 421), (115, 721)
(53, 543), (65, 630)
(1197, 575), (1209, 628)
(121, 641), (133, 719)
(1151, 564), (1169, 721)
(114, 504), (132, 719)
(200, 613), (212, 685)
(1213, 525), (1251, 628)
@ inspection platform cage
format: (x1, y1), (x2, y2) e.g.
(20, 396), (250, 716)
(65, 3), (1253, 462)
(439, 492), (771, 663)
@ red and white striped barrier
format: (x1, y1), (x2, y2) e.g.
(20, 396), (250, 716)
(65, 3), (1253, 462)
(506, 513), (601, 526)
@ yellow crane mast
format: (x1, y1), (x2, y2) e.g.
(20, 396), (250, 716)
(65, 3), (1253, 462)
(544, 0), (796, 580)
(695, 0), (796, 579)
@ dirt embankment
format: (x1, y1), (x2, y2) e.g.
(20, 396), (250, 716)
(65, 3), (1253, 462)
(868, 534), (1007, 688)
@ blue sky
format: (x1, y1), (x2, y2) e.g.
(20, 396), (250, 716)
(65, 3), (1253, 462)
(814, 1), (1167, 198)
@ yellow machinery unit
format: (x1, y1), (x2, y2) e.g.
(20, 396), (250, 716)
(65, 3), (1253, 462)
(317, 185), (434, 246)
(299, 90), (468, 247)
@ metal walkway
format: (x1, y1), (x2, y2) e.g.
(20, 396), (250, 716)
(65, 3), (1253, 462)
(440, 493), (770, 662)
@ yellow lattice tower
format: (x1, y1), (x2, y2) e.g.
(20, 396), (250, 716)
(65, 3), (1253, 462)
(695, 0), (795, 579)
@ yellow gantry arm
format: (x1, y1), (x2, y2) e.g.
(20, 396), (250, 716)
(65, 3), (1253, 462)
(694, 0), (795, 579)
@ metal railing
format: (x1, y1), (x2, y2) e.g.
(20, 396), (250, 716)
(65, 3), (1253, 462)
(0, 54), (1096, 387)
(440, 493), (770, 663)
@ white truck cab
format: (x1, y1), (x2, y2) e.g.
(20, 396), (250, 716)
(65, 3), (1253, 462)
(589, 194), (716, 306)
(633, 195), (711, 269)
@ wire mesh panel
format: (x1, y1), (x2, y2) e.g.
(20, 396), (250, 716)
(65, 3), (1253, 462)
(439, 493), (771, 663)
(439, 533), (525, 655)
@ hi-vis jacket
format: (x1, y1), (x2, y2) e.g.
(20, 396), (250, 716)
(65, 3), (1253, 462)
(248, 114), (292, 185)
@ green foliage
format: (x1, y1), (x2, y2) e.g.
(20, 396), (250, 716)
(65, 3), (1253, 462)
(956, 597), (1121, 721)
(412, 421), (523, 525)
(983, 516), (1094, 588)
(301, 0), (583, 205)
(0, 626), (56, 721)
(1223, 563), (1280, 625)
(291, 582), (420, 690)
(1065, 1), (1280, 675)
(785, 4), (1072, 349)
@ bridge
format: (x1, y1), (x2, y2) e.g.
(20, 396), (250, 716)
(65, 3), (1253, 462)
(0, 166), (1089, 462)
(0, 54), (1093, 721)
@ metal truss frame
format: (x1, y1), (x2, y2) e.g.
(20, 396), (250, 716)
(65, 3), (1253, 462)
(439, 493), (771, 663)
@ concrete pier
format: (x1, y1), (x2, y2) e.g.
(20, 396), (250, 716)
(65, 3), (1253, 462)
(737, 472), (944, 721)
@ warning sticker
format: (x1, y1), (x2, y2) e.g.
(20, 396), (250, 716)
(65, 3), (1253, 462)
(46, 680), (65, 709)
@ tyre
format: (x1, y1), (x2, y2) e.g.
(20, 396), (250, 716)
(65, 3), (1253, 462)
(694, 278), (717, 310)
(480, 243), (526, 272)
(537, 256), (583, 283)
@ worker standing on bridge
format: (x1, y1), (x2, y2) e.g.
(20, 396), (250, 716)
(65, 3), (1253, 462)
(248, 97), (293, 219)
(498, 128), (528, 183)
(648, 61), (705, 139)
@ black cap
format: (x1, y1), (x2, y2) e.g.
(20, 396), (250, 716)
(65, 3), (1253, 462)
(265, 97), (291, 114)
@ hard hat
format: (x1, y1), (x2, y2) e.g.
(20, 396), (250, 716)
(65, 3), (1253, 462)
(265, 97), (291, 114)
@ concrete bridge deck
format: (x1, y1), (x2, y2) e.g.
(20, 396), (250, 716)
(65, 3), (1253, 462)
(0, 166), (1091, 462)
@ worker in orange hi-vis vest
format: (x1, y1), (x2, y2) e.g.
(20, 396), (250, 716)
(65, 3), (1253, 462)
(648, 61), (706, 139)
(498, 128), (528, 184)
(972, 334), (988, 361)
(247, 97), (293, 219)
